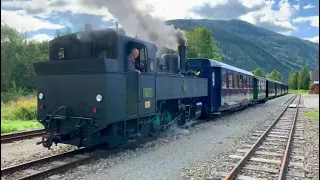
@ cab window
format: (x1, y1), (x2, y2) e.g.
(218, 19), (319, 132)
(95, 36), (116, 59)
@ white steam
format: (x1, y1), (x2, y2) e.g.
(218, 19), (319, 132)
(79, 0), (186, 50)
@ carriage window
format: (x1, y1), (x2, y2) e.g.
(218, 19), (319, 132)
(222, 70), (227, 88)
(243, 76), (247, 88)
(212, 72), (215, 86)
(234, 73), (239, 88)
(228, 72), (233, 88)
(239, 75), (243, 88)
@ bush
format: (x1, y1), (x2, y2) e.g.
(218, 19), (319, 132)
(1, 96), (42, 134)
(1, 98), (37, 121)
(1, 83), (29, 103)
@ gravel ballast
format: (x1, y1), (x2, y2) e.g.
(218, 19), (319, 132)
(303, 108), (319, 179)
(1, 137), (77, 169)
(53, 95), (294, 180)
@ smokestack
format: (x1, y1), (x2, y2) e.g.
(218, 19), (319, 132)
(85, 24), (92, 31)
(178, 45), (187, 72)
(115, 22), (119, 31)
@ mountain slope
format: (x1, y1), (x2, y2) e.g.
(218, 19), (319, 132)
(166, 19), (319, 82)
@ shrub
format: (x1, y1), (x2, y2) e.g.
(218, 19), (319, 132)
(1, 98), (37, 121)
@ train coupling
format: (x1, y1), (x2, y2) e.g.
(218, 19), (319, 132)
(36, 132), (59, 149)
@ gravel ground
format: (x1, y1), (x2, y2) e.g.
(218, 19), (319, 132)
(303, 108), (319, 180)
(51, 94), (294, 180)
(1, 137), (77, 169)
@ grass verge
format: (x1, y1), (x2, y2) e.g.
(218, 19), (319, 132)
(1, 96), (43, 134)
(289, 90), (309, 95)
(1, 120), (43, 134)
(304, 110), (319, 122)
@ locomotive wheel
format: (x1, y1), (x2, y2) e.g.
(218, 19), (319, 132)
(161, 110), (172, 126)
(150, 110), (172, 136)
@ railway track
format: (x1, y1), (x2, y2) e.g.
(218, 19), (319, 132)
(210, 94), (307, 180)
(1, 137), (155, 180)
(1, 129), (45, 144)
(1, 94), (296, 180)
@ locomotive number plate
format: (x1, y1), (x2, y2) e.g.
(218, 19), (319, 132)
(143, 88), (153, 98)
(145, 101), (151, 108)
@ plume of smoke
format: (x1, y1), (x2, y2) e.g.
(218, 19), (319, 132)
(79, 0), (186, 50)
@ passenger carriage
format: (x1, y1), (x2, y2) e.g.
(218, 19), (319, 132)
(266, 78), (276, 99)
(253, 76), (268, 102)
(188, 58), (254, 117)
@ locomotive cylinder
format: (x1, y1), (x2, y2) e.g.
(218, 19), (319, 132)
(178, 45), (187, 72)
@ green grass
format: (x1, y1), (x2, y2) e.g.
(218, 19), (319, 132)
(1, 96), (43, 134)
(289, 90), (308, 95)
(304, 110), (319, 122)
(1, 120), (43, 134)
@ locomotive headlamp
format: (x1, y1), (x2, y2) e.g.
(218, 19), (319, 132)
(38, 93), (44, 100)
(96, 94), (103, 102)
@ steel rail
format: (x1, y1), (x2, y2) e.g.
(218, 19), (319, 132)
(281, 94), (297, 106)
(1, 129), (45, 144)
(1, 148), (89, 176)
(223, 94), (298, 180)
(278, 95), (301, 179)
(2, 137), (156, 180)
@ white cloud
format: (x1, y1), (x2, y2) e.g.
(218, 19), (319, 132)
(293, 4), (300, 11)
(29, 34), (53, 42)
(1, 9), (64, 32)
(304, 36), (319, 43)
(293, 16), (319, 28)
(240, 0), (298, 34)
(1, 0), (114, 19)
(0, 0), (309, 36)
(303, 4), (315, 9)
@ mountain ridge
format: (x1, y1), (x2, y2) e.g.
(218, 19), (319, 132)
(166, 19), (319, 82)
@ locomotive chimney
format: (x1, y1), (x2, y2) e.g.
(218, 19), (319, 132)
(178, 45), (187, 72)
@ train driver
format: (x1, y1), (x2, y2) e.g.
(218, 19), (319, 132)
(127, 48), (141, 75)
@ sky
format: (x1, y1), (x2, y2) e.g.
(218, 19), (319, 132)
(1, 0), (319, 43)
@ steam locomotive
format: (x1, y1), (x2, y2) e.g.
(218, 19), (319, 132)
(34, 29), (288, 149)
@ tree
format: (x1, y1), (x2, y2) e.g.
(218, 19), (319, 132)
(298, 66), (310, 90)
(266, 69), (283, 82)
(1, 24), (49, 92)
(185, 27), (222, 61)
(252, 68), (264, 77)
(288, 71), (298, 90)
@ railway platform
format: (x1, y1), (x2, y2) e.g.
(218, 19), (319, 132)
(303, 94), (319, 109)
